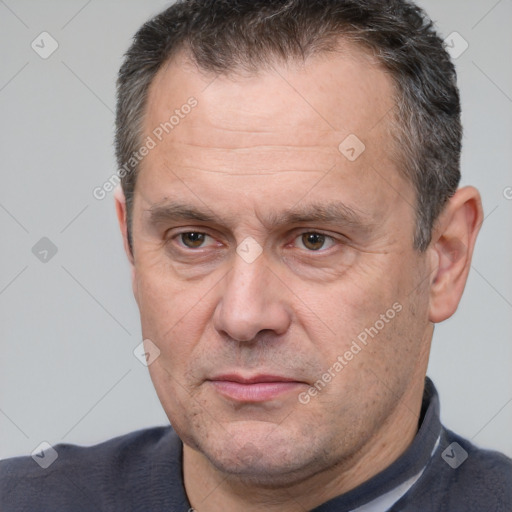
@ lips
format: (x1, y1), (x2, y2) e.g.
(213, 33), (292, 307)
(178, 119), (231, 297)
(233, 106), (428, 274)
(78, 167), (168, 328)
(212, 374), (300, 384)
(208, 374), (305, 402)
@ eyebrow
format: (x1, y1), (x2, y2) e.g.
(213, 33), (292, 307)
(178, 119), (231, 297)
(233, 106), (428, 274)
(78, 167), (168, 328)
(145, 200), (374, 233)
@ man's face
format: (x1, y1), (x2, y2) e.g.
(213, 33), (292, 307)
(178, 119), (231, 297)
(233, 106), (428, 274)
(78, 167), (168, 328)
(127, 49), (433, 483)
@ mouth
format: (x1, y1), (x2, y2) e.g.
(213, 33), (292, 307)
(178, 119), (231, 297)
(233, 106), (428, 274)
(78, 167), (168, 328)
(207, 374), (306, 402)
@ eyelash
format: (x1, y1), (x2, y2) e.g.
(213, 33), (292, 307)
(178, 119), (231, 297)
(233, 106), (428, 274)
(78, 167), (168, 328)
(170, 231), (339, 252)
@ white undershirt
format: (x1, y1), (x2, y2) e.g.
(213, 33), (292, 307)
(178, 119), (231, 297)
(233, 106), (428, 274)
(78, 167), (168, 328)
(350, 436), (441, 512)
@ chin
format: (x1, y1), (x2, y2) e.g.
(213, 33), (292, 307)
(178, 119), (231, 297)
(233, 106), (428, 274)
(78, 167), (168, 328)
(193, 420), (330, 486)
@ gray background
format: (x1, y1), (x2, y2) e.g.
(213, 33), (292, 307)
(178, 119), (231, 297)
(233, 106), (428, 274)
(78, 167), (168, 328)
(1, 0), (511, 461)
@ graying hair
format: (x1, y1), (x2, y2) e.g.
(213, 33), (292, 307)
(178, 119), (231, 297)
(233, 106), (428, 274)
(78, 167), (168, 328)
(115, 0), (461, 253)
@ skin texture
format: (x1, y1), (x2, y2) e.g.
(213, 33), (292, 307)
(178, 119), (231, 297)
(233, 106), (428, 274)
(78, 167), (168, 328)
(115, 48), (483, 511)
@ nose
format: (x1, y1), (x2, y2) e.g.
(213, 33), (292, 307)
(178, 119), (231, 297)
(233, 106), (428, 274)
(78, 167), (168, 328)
(212, 252), (291, 343)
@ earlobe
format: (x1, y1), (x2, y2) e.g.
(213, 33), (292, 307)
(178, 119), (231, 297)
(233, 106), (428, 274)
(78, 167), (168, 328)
(114, 184), (135, 267)
(428, 186), (483, 323)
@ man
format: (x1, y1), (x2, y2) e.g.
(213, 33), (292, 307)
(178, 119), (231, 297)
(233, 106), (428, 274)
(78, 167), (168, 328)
(1, 0), (511, 510)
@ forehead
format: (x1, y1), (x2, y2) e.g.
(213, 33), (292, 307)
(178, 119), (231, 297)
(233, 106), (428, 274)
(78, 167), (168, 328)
(145, 46), (396, 143)
(135, 47), (409, 227)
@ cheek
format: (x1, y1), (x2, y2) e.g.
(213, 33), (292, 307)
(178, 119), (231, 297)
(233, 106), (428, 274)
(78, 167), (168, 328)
(134, 266), (212, 425)
(133, 258), (214, 360)
(296, 262), (399, 340)
(299, 256), (422, 383)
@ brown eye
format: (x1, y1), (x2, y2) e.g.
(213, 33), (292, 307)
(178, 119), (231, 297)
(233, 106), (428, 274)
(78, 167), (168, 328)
(180, 232), (207, 248)
(301, 233), (328, 251)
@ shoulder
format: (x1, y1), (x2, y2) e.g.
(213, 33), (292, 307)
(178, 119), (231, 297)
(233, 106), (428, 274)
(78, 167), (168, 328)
(0, 426), (185, 512)
(398, 427), (512, 511)
(444, 429), (512, 501)
(1, 425), (175, 477)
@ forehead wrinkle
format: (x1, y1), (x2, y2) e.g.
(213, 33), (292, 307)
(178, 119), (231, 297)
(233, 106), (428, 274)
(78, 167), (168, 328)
(161, 164), (330, 176)
(150, 145), (339, 177)
(167, 140), (340, 152)
(147, 154), (336, 177)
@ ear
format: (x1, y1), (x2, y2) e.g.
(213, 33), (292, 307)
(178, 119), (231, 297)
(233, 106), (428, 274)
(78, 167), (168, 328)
(427, 186), (483, 323)
(114, 184), (135, 271)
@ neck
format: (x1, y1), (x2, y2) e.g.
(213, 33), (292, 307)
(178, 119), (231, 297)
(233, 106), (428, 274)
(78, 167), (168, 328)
(183, 375), (427, 512)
